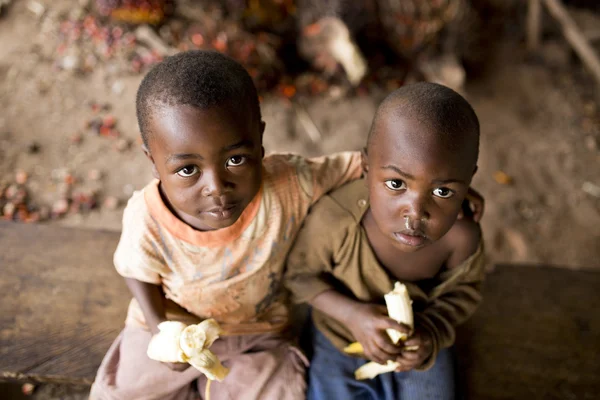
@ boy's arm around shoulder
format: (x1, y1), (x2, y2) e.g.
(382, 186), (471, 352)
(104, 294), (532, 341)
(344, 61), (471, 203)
(284, 193), (354, 305)
(288, 151), (363, 205)
(414, 218), (486, 370)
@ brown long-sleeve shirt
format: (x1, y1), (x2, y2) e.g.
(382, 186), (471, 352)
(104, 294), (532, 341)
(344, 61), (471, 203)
(285, 180), (486, 370)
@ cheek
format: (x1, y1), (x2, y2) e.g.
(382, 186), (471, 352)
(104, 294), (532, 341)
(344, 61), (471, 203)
(428, 202), (462, 236)
(164, 181), (198, 209)
(370, 187), (398, 225)
(236, 166), (262, 192)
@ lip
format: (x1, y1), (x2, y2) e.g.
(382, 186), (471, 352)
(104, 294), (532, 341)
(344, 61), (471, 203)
(393, 231), (428, 247)
(204, 204), (238, 220)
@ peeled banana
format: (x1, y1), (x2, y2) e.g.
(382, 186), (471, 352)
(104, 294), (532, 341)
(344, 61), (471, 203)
(343, 282), (416, 380)
(146, 319), (230, 382)
(384, 281), (414, 344)
(147, 321), (188, 363)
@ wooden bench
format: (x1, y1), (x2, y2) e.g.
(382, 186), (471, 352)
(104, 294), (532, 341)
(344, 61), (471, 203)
(0, 222), (128, 384)
(1, 221), (599, 398)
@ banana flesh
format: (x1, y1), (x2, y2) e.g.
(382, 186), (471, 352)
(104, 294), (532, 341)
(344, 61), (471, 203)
(146, 319), (230, 381)
(343, 282), (416, 380)
(384, 281), (414, 344)
(355, 360), (399, 380)
(147, 321), (188, 363)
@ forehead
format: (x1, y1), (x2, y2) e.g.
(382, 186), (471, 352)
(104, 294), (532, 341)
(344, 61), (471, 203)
(369, 115), (474, 179)
(147, 104), (259, 153)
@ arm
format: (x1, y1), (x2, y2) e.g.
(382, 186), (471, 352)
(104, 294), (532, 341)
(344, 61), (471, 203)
(401, 221), (485, 371)
(124, 278), (167, 335)
(292, 151), (363, 204)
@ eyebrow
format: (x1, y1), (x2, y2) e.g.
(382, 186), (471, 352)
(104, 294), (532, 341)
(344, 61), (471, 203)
(166, 139), (255, 164)
(221, 139), (254, 153)
(382, 165), (415, 180)
(381, 165), (467, 185)
(167, 153), (203, 163)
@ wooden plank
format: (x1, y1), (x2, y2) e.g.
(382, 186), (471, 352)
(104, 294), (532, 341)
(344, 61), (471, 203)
(2, 219), (599, 398)
(0, 222), (129, 384)
(456, 265), (600, 400)
(543, 0), (600, 86)
(528, 0), (542, 51)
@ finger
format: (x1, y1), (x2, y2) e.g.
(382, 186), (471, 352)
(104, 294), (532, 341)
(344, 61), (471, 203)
(363, 343), (385, 365)
(399, 351), (420, 361)
(373, 334), (403, 355)
(396, 354), (420, 368)
(403, 337), (421, 347)
(369, 340), (398, 364)
(372, 304), (389, 315)
(366, 346), (391, 365)
(167, 362), (189, 372)
(394, 361), (412, 372)
(376, 318), (410, 334)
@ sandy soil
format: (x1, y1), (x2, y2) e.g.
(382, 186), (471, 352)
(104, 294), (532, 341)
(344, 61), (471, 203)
(1, 0), (599, 398)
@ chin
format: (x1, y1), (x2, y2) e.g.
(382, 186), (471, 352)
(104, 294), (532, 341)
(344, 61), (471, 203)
(394, 242), (427, 253)
(205, 212), (244, 230)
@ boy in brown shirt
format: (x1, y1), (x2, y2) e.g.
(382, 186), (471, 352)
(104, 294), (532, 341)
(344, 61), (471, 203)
(285, 82), (485, 399)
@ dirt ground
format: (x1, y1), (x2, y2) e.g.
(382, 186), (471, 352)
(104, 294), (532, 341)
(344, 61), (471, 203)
(1, 0), (599, 398)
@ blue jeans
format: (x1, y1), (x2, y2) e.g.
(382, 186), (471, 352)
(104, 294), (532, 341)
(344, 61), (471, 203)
(307, 324), (456, 400)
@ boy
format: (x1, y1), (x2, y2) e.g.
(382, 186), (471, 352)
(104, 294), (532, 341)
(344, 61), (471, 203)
(285, 82), (485, 399)
(89, 50), (366, 400)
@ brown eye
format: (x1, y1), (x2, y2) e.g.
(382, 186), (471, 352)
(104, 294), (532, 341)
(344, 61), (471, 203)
(226, 156), (246, 167)
(176, 166), (199, 177)
(433, 187), (454, 198)
(384, 179), (406, 191)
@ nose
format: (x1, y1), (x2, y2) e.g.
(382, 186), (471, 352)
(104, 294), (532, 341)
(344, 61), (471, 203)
(401, 193), (430, 227)
(201, 170), (230, 197)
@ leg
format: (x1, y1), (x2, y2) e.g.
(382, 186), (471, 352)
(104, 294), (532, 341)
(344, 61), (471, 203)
(307, 324), (378, 400)
(382, 347), (456, 400)
(90, 326), (202, 400)
(199, 334), (308, 400)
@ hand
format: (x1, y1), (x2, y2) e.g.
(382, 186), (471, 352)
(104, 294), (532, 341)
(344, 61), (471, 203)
(394, 328), (433, 372)
(163, 362), (190, 372)
(345, 303), (410, 365)
(460, 187), (485, 223)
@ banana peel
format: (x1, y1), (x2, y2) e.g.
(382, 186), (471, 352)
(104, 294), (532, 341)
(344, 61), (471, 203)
(147, 319), (230, 382)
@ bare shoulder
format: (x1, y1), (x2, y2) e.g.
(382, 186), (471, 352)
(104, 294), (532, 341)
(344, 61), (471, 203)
(443, 218), (482, 270)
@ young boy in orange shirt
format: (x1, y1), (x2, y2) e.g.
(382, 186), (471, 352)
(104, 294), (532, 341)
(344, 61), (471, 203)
(90, 50), (365, 400)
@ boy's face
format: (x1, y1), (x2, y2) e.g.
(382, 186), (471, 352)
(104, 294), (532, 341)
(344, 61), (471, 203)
(364, 115), (476, 252)
(145, 104), (265, 231)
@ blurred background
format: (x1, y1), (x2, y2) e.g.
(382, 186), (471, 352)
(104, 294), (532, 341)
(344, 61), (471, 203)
(0, 0), (599, 398)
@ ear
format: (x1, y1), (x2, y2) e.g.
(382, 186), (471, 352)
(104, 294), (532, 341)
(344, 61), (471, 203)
(360, 147), (369, 176)
(259, 120), (266, 136)
(259, 121), (266, 159)
(470, 165), (478, 184)
(142, 144), (160, 180)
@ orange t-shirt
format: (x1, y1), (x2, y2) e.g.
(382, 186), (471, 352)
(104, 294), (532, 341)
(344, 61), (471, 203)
(114, 152), (362, 335)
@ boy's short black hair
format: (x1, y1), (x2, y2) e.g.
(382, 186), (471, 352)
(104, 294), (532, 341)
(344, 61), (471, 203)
(136, 50), (261, 148)
(368, 82), (480, 165)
